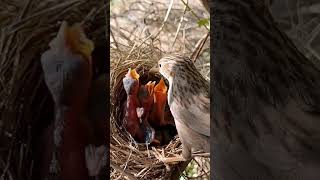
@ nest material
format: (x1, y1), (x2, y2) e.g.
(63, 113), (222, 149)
(110, 43), (210, 180)
(0, 0), (105, 179)
(110, 0), (211, 179)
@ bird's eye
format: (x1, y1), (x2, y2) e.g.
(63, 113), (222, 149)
(159, 64), (161, 67)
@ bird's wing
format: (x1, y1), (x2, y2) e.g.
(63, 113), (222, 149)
(174, 93), (210, 137)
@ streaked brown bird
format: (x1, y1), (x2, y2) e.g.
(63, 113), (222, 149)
(123, 69), (155, 144)
(157, 54), (210, 161)
(213, 0), (320, 179)
(150, 78), (174, 127)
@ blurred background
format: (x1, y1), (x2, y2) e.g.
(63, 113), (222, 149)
(270, 0), (320, 65)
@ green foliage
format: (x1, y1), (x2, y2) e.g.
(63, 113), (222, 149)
(197, 18), (210, 29)
(181, 160), (198, 179)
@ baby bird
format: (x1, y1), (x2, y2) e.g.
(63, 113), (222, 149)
(158, 54), (210, 161)
(123, 68), (142, 139)
(123, 69), (155, 144)
(150, 78), (174, 127)
(41, 21), (94, 180)
(138, 81), (155, 121)
(136, 107), (155, 144)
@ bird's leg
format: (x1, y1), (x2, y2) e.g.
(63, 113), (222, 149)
(181, 144), (192, 160)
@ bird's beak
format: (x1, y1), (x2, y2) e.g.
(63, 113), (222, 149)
(154, 78), (167, 93)
(65, 22), (94, 61)
(146, 81), (156, 95)
(127, 68), (140, 80)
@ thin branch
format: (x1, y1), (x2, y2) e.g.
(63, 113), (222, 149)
(190, 32), (209, 63)
(170, 0), (188, 50)
(180, 0), (209, 31)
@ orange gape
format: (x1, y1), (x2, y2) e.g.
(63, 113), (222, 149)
(150, 78), (174, 127)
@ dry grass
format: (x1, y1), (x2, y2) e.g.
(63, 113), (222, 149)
(0, 0), (105, 179)
(110, 0), (210, 179)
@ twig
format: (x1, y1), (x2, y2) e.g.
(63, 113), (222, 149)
(0, 145), (12, 179)
(136, 0), (174, 49)
(8, 0), (83, 33)
(190, 31), (209, 63)
(111, 162), (138, 180)
(170, 0), (188, 50)
(180, 0), (209, 31)
(110, 29), (119, 49)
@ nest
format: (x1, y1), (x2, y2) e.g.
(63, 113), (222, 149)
(110, 44), (184, 180)
(0, 0), (105, 179)
(110, 0), (210, 179)
(110, 42), (210, 180)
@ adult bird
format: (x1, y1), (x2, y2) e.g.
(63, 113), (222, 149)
(157, 54), (210, 162)
(213, 0), (320, 179)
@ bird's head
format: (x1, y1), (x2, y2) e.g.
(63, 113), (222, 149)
(49, 21), (94, 62)
(157, 53), (195, 84)
(123, 68), (140, 95)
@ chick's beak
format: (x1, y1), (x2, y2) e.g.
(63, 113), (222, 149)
(127, 68), (140, 80)
(65, 23), (94, 61)
(154, 78), (167, 93)
(146, 81), (156, 95)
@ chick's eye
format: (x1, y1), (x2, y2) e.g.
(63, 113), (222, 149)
(158, 64), (161, 68)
